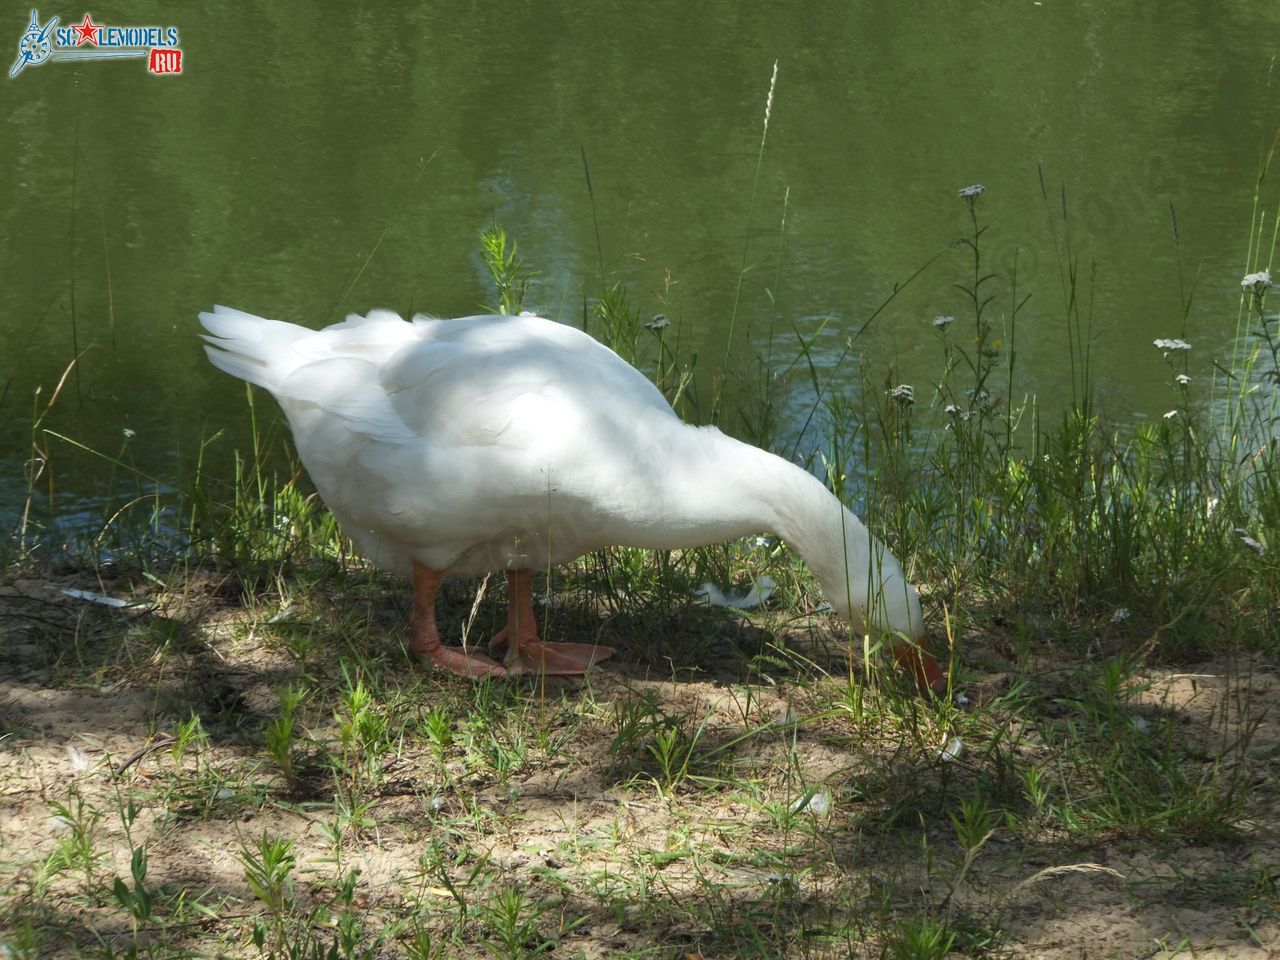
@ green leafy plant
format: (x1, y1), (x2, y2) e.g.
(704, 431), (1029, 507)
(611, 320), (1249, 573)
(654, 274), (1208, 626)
(265, 683), (307, 790)
(36, 790), (104, 896)
(420, 706), (453, 767)
(479, 226), (535, 316)
(111, 846), (155, 932)
(479, 886), (553, 960)
(240, 830), (296, 916)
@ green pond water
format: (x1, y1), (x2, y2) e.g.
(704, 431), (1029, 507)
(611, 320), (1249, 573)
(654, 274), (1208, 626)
(2, 2), (1278, 540)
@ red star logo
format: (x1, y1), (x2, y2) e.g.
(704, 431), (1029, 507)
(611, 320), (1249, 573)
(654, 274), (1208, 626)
(71, 13), (101, 46)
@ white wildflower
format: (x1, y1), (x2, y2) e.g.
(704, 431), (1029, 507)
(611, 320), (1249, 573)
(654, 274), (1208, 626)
(933, 314), (956, 329)
(122, 427), (136, 440)
(1241, 270), (1272, 294)
(1175, 374), (1191, 385)
(1163, 410), (1179, 420)
(1153, 338), (1191, 352)
(645, 314), (670, 332)
(958, 184), (985, 199)
(888, 384), (915, 405)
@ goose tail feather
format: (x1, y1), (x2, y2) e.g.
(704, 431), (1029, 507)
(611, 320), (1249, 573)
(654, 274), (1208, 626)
(199, 305), (309, 391)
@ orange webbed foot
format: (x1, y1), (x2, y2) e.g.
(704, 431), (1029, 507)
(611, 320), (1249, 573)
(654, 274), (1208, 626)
(421, 643), (508, 678)
(410, 561), (508, 679)
(493, 569), (614, 676)
(489, 626), (614, 675)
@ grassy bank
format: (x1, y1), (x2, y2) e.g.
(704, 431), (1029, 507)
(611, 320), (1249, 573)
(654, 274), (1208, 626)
(4, 148), (1280, 957)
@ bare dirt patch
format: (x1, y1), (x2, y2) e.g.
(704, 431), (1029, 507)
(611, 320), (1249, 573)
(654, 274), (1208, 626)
(2, 571), (1278, 958)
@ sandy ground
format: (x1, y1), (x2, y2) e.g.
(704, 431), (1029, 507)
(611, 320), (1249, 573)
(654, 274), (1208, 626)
(2, 569), (1279, 958)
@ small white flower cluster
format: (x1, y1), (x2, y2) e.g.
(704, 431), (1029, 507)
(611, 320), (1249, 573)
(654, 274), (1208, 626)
(1163, 410), (1179, 420)
(1241, 270), (1272, 294)
(1175, 374), (1191, 385)
(958, 184), (985, 199)
(944, 402), (970, 420)
(1153, 338), (1192, 352)
(887, 383), (915, 405)
(645, 314), (671, 332)
(933, 314), (955, 329)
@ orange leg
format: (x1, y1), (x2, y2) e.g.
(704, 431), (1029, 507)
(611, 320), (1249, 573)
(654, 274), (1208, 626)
(409, 562), (507, 678)
(489, 569), (614, 675)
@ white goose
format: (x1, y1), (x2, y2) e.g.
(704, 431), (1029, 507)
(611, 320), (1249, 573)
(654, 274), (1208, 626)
(200, 306), (944, 690)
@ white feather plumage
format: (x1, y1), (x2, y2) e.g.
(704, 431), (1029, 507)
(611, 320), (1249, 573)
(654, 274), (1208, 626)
(200, 306), (943, 687)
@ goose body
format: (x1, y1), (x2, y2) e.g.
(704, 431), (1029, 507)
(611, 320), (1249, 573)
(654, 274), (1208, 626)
(200, 306), (943, 689)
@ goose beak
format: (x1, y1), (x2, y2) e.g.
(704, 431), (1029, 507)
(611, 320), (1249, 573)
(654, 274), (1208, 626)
(893, 637), (947, 695)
